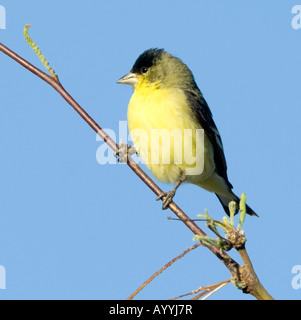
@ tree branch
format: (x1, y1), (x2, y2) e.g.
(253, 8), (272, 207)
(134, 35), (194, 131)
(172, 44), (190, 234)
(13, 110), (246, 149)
(237, 246), (274, 300)
(0, 41), (273, 300)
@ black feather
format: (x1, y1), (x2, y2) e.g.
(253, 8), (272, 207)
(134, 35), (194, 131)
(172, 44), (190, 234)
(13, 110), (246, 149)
(131, 48), (164, 74)
(184, 89), (233, 190)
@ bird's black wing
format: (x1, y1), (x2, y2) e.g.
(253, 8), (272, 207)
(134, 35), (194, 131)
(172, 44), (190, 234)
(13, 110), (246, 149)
(184, 89), (233, 190)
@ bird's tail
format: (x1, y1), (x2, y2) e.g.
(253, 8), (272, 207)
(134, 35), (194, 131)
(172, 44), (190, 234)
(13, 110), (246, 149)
(215, 193), (258, 217)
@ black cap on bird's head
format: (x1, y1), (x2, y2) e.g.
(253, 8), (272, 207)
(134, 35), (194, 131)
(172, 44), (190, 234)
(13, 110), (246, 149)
(117, 48), (197, 90)
(131, 48), (165, 75)
(117, 48), (165, 85)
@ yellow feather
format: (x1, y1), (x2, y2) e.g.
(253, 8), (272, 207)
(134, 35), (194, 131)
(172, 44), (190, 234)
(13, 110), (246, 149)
(128, 80), (216, 187)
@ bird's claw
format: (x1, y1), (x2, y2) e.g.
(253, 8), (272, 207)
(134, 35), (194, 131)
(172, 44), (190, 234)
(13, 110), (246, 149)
(115, 142), (136, 163)
(156, 190), (176, 210)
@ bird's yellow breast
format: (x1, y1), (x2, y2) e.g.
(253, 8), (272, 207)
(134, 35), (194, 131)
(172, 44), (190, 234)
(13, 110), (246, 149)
(127, 84), (215, 184)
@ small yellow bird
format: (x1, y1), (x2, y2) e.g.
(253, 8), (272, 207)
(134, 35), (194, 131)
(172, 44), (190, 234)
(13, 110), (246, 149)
(117, 48), (257, 216)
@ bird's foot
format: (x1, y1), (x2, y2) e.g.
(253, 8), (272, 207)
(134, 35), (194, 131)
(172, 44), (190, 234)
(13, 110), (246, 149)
(115, 141), (136, 163)
(156, 189), (176, 210)
(156, 172), (186, 210)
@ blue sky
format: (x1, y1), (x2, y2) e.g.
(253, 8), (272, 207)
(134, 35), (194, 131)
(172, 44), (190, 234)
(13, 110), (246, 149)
(0, 1), (301, 300)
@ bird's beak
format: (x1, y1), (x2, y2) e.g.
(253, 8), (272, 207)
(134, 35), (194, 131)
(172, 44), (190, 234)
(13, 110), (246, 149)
(117, 72), (138, 85)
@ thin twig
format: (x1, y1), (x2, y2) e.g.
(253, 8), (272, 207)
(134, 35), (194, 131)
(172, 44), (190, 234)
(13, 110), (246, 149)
(23, 24), (58, 81)
(127, 242), (202, 300)
(171, 278), (231, 300)
(199, 280), (230, 300)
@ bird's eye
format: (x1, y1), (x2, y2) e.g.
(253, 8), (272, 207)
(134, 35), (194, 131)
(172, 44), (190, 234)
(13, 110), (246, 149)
(141, 67), (148, 74)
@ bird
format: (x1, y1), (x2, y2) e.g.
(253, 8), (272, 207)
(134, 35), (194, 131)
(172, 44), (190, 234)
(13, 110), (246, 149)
(117, 48), (257, 216)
